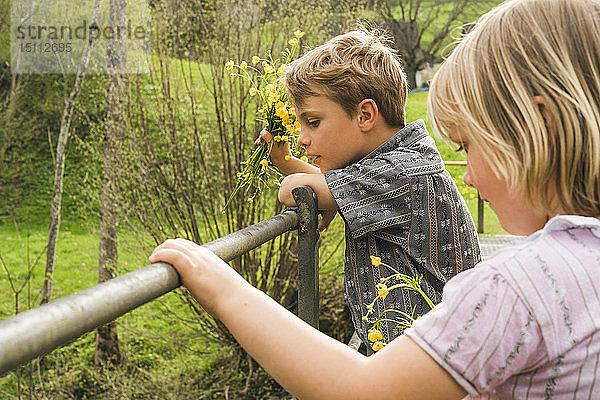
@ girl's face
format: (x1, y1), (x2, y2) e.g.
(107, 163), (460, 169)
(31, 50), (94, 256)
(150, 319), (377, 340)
(451, 132), (550, 236)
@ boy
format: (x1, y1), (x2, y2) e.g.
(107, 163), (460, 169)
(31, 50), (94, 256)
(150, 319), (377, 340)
(258, 29), (481, 349)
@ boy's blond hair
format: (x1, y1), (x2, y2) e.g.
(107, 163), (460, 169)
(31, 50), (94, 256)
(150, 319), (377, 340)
(285, 28), (407, 128)
(428, 0), (600, 218)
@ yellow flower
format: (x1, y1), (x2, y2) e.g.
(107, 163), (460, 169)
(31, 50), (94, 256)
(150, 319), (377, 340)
(240, 61), (247, 70)
(289, 107), (295, 116)
(284, 155), (291, 161)
(247, 197), (254, 203)
(368, 329), (384, 342)
(288, 38), (299, 46)
(277, 65), (286, 77)
(372, 341), (385, 352)
(225, 60), (234, 70)
(376, 283), (389, 300)
(264, 64), (275, 74)
(300, 155), (308, 163)
(252, 56), (260, 64)
(274, 135), (283, 142)
(276, 107), (287, 119)
(260, 159), (269, 168)
(294, 30), (305, 38)
(370, 255), (381, 267)
(249, 87), (257, 96)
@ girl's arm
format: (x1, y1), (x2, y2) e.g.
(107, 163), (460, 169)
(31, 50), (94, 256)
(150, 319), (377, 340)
(149, 240), (467, 400)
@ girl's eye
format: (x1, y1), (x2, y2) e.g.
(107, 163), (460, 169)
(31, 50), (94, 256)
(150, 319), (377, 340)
(307, 119), (320, 128)
(455, 144), (468, 153)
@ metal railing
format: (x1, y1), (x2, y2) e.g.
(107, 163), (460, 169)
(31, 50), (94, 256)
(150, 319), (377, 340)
(0, 186), (321, 375)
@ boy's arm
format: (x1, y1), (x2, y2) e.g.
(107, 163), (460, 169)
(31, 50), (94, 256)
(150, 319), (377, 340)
(257, 129), (320, 175)
(149, 241), (467, 400)
(277, 173), (337, 210)
(278, 172), (338, 231)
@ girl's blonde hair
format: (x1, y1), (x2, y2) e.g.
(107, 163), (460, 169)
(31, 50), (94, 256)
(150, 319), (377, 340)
(428, 0), (600, 217)
(285, 28), (407, 127)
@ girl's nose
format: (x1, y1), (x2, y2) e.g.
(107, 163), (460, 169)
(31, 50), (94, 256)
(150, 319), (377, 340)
(463, 166), (476, 189)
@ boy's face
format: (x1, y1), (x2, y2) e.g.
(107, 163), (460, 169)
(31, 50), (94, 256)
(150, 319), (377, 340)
(296, 95), (367, 172)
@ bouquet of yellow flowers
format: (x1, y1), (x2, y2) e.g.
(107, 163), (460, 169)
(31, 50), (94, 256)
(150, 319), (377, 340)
(223, 30), (307, 210)
(362, 255), (435, 352)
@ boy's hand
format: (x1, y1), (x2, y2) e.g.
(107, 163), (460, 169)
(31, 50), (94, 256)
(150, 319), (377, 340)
(149, 239), (249, 319)
(255, 129), (291, 167)
(255, 129), (320, 176)
(318, 209), (337, 232)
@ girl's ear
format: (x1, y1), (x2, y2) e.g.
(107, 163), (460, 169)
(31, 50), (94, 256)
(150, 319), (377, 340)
(356, 99), (378, 131)
(533, 95), (557, 136)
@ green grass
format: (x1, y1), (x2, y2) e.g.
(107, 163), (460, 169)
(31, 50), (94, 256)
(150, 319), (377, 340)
(0, 220), (219, 398)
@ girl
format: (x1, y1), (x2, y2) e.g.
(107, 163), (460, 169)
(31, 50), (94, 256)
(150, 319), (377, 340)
(149, 0), (600, 398)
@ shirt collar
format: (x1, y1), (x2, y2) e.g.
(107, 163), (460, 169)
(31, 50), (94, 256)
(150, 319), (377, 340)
(362, 119), (430, 161)
(535, 214), (600, 239)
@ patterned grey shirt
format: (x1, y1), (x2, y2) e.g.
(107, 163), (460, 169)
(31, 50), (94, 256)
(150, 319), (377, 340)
(324, 120), (481, 346)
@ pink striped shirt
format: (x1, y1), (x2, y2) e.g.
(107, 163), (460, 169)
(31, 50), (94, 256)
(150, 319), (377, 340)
(405, 215), (600, 399)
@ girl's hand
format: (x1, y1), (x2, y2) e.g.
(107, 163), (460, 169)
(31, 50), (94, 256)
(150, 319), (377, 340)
(149, 239), (249, 319)
(255, 129), (291, 167)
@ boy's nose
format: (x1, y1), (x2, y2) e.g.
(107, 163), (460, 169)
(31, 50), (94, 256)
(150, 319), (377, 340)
(297, 130), (310, 148)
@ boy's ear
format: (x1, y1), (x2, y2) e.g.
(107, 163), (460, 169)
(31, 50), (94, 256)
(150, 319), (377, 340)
(356, 99), (378, 131)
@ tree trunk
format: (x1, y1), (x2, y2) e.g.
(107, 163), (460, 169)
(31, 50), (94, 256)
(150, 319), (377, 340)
(94, 0), (128, 367)
(405, 66), (418, 91)
(41, 0), (103, 305)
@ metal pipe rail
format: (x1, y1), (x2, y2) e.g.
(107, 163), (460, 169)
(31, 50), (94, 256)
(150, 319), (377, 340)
(0, 187), (320, 375)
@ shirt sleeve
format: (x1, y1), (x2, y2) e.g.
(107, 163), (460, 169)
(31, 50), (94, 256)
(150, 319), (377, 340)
(404, 266), (546, 395)
(324, 155), (413, 238)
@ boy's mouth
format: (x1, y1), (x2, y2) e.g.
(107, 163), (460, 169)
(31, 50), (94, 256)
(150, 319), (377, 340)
(307, 153), (320, 164)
